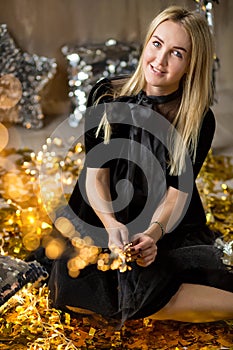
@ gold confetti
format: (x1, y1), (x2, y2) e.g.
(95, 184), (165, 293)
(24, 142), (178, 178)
(0, 147), (232, 348)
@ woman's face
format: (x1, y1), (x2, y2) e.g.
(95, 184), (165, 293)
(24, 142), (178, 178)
(142, 20), (191, 96)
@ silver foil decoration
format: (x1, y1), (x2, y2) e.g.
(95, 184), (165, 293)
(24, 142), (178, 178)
(215, 238), (233, 269)
(62, 39), (140, 127)
(0, 24), (57, 129)
(194, 0), (219, 34)
(194, 0), (220, 101)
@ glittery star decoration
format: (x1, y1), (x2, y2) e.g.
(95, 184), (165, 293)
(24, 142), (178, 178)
(0, 24), (57, 129)
(62, 39), (140, 127)
(0, 74), (22, 123)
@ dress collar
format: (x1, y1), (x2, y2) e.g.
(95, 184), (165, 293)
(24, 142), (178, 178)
(137, 88), (182, 105)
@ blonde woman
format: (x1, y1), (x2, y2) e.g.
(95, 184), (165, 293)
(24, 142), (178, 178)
(49, 6), (233, 323)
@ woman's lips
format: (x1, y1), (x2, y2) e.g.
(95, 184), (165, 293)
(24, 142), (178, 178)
(150, 64), (165, 75)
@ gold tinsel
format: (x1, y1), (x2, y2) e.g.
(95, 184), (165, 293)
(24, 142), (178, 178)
(0, 145), (232, 349)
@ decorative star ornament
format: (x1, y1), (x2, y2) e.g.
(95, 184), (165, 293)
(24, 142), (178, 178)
(62, 39), (140, 127)
(0, 24), (57, 128)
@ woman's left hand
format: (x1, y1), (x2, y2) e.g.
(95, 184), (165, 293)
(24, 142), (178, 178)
(130, 234), (158, 267)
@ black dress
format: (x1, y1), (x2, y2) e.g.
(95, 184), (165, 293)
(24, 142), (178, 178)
(48, 78), (233, 322)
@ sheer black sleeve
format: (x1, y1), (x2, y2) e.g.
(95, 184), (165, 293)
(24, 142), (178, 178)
(167, 109), (216, 189)
(86, 78), (113, 108)
(84, 78), (114, 168)
(191, 108), (216, 179)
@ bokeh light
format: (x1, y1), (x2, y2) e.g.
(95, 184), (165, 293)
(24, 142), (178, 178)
(0, 123), (9, 152)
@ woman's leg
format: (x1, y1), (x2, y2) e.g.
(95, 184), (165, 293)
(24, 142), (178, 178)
(149, 283), (233, 323)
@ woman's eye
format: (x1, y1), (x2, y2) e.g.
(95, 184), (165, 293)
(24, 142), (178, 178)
(152, 41), (161, 48)
(173, 50), (183, 58)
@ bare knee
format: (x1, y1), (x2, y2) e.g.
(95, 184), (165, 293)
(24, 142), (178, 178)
(149, 284), (233, 323)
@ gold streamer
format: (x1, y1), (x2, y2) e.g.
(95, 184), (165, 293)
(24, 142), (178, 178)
(0, 146), (232, 348)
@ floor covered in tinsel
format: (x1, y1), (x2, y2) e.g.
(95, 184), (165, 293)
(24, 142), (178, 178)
(0, 141), (232, 349)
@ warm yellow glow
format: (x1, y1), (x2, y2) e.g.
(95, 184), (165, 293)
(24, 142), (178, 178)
(45, 238), (65, 259)
(74, 142), (83, 153)
(23, 161), (30, 168)
(30, 169), (37, 176)
(0, 123), (9, 152)
(41, 221), (52, 229)
(206, 212), (215, 223)
(54, 216), (75, 238)
(46, 137), (52, 145)
(53, 137), (62, 146)
(83, 236), (93, 245)
(28, 216), (35, 224)
(30, 152), (36, 160)
(0, 144), (232, 348)
(8, 218), (14, 225)
(3, 173), (33, 203)
(22, 232), (40, 251)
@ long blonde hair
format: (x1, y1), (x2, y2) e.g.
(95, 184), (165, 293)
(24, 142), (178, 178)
(97, 6), (214, 175)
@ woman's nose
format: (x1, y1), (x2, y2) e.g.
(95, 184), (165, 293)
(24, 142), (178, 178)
(156, 50), (168, 66)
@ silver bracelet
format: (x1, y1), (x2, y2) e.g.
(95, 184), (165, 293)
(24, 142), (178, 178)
(149, 221), (165, 239)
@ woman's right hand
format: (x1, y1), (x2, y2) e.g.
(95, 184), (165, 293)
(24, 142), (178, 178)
(106, 221), (129, 251)
(86, 168), (129, 250)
